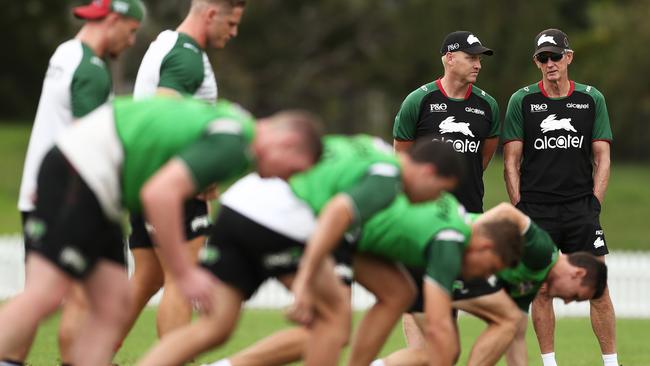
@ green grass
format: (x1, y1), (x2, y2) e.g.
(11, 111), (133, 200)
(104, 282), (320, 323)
(24, 308), (649, 365)
(1, 123), (649, 250)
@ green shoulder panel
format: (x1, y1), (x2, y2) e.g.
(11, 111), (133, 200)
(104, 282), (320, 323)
(70, 43), (112, 118)
(502, 83), (538, 142)
(471, 85), (500, 137)
(158, 34), (205, 96)
(393, 81), (438, 140)
(574, 82), (613, 141)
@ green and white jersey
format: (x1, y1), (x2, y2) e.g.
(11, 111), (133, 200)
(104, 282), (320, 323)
(358, 193), (472, 294)
(289, 135), (401, 226)
(502, 81), (612, 203)
(393, 80), (499, 213)
(497, 220), (558, 311)
(18, 39), (111, 212)
(56, 97), (254, 222)
(133, 30), (217, 103)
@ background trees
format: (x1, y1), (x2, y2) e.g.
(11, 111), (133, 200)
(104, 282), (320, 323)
(2, 0), (647, 160)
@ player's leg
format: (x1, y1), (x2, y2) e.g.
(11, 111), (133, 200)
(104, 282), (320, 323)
(156, 198), (210, 336)
(589, 257), (616, 358)
(282, 257), (351, 366)
(517, 201), (561, 365)
(0, 254), (71, 359)
(566, 196), (617, 365)
(453, 289), (524, 366)
(155, 234), (205, 336)
(137, 280), (245, 366)
(348, 254), (416, 366)
(117, 246), (164, 347)
(205, 327), (309, 366)
(71, 259), (130, 365)
(505, 313), (529, 366)
(58, 284), (89, 364)
(379, 313), (429, 366)
(1, 213), (40, 366)
(531, 283), (556, 360)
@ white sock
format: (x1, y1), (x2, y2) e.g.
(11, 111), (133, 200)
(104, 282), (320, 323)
(201, 359), (232, 366)
(370, 360), (386, 366)
(541, 352), (558, 366)
(603, 353), (618, 366)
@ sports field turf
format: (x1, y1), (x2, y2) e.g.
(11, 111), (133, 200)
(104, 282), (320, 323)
(23, 308), (650, 365)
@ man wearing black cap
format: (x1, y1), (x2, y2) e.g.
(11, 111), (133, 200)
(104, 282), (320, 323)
(7, 1), (143, 366)
(391, 30), (503, 365)
(503, 28), (617, 366)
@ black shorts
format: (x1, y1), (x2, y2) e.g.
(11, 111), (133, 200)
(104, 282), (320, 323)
(517, 195), (608, 256)
(26, 148), (125, 279)
(201, 206), (353, 300)
(405, 267), (501, 313)
(128, 198), (210, 249)
(21, 211), (34, 254)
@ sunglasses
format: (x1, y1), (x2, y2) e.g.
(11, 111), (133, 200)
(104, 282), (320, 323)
(536, 53), (564, 63)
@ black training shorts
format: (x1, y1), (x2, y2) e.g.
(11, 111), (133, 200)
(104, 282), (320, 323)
(517, 195), (608, 256)
(128, 198), (210, 249)
(201, 206), (353, 299)
(26, 148), (125, 279)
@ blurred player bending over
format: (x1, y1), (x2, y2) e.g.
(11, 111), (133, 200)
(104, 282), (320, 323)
(0, 97), (322, 366)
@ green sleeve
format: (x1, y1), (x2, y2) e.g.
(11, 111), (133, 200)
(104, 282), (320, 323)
(590, 88), (613, 141)
(70, 62), (111, 118)
(502, 90), (525, 142)
(393, 90), (424, 141)
(344, 163), (401, 224)
(488, 96), (501, 137)
(522, 221), (557, 271)
(178, 133), (250, 192)
(424, 232), (466, 294)
(158, 47), (204, 95)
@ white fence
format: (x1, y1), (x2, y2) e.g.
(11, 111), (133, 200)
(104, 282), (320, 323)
(1, 234), (649, 317)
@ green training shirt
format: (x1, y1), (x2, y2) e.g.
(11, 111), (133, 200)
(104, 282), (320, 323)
(134, 30), (217, 103)
(497, 220), (558, 311)
(57, 97), (254, 221)
(358, 193), (472, 294)
(19, 40), (111, 212)
(289, 135), (401, 225)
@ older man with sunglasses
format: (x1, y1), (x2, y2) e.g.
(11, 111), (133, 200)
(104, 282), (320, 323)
(503, 29), (618, 366)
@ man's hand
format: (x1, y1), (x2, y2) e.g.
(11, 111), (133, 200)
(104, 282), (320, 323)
(176, 267), (219, 315)
(286, 275), (315, 325)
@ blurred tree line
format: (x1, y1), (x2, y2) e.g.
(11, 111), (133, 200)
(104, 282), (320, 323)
(2, 0), (648, 160)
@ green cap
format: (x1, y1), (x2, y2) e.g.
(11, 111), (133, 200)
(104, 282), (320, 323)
(73, 0), (145, 22)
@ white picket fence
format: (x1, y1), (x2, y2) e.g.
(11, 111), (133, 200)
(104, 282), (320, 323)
(1, 234), (648, 317)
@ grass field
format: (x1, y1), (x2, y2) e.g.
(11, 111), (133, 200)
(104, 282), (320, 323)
(23, 308), (649, 365)
(2, 122), (649, 250)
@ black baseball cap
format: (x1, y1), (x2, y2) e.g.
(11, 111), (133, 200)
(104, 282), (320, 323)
(440, 31), (493, 56)
(534, 29), (571, 56)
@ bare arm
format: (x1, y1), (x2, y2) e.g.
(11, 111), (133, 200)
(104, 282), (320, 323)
(140, 159), (217, 310)
(393, 139), (414, 153)
(592, 141), (611, 203)
(481, 136), (499, 171)
(503, 141), (523, 205)
(424, 279), (458, 366)
(141, 159), (195, 277)
(289, 194), (354, 324)
(477, 202), (530, 233)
